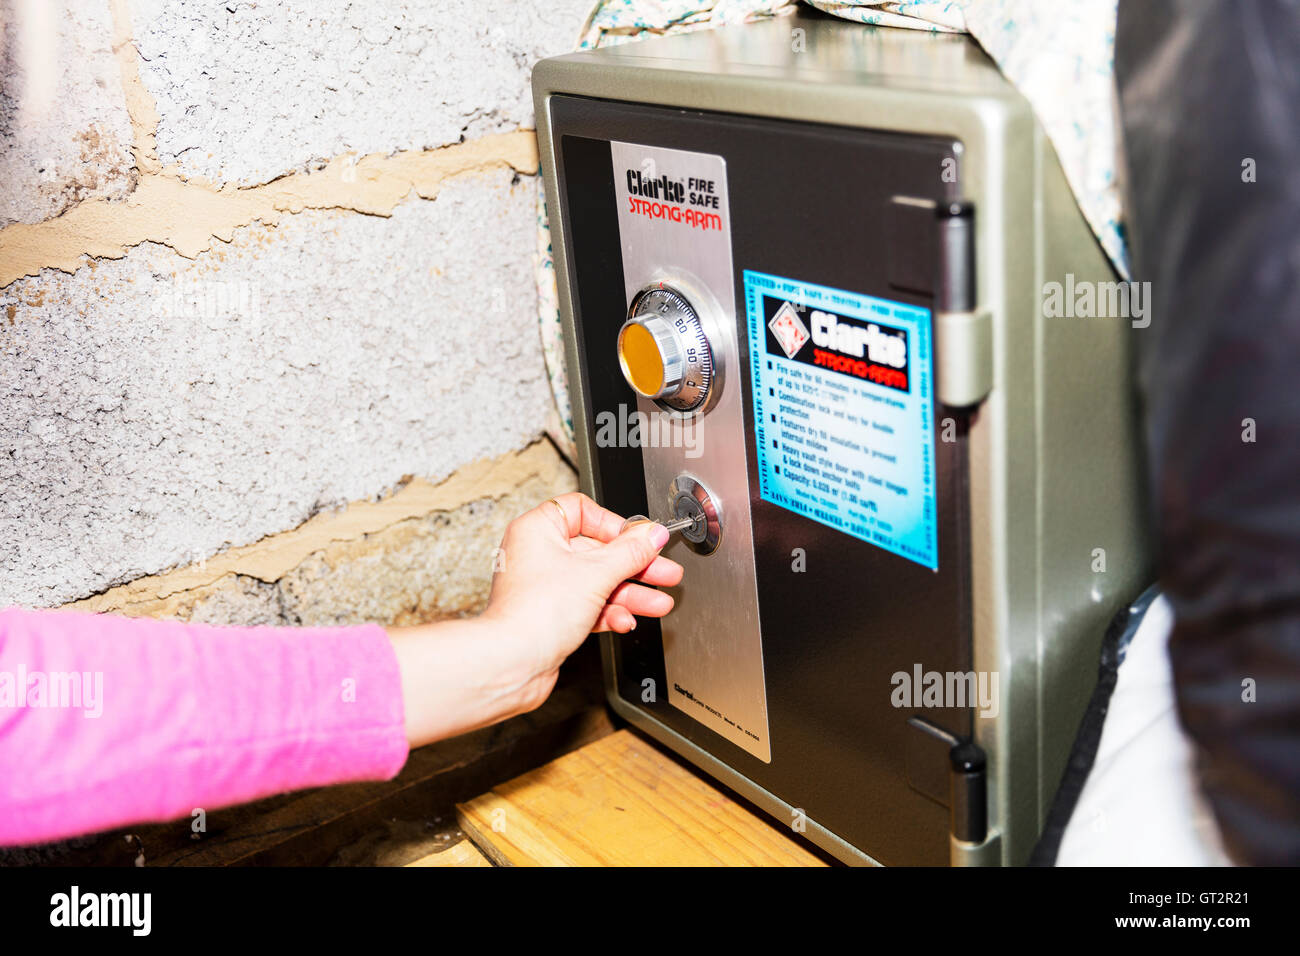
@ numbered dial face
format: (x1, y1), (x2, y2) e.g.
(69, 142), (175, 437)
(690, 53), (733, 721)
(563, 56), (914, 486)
(617, 286), (715, 412)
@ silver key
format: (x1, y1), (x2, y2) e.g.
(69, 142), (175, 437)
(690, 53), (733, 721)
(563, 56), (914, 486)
(620, 513), (701, 536)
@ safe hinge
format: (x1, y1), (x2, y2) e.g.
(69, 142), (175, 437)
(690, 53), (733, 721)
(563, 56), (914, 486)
(934, 200), (992, 409)
(906, 715), (988, 848)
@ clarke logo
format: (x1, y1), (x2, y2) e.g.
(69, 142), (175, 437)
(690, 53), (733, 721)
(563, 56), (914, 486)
(622, 165), (724, 231)
(625, 167), (686, 203)
(810, 309), (908, 369)
(765, 295), (912, 392)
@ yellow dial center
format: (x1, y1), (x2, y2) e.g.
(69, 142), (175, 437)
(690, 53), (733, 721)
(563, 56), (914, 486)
(618, 322), (665, 396)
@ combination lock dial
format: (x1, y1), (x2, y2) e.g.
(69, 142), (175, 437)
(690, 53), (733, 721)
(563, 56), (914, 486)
(617, 285), (715, 413)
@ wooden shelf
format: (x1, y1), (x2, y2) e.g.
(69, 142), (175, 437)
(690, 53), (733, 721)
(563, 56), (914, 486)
(456, 729), (829, 866)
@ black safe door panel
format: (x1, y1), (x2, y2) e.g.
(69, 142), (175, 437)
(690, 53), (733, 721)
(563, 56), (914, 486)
(552, 95), (970, 865)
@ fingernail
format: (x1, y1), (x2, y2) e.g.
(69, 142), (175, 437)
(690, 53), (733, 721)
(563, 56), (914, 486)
(649, 523), (670, 548)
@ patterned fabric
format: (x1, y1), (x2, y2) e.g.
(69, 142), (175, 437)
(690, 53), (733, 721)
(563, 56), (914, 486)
(807, 0), (964, 31)
(538, 1), (1125, 447)
(578, 0), (796, 48)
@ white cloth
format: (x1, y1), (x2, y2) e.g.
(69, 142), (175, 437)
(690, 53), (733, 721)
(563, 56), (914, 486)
(1057, 594), (1232, 866)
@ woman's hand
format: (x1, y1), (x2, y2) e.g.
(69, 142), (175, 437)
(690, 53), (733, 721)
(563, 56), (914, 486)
(388, 493), (683, 747)
(485, 491), (682, 660)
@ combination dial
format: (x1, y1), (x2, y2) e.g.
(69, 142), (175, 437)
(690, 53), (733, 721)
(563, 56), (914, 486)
(617, 285), (715, 413)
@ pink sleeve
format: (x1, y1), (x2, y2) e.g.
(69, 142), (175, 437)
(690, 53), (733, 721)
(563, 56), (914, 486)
(0, 606), (409, 846)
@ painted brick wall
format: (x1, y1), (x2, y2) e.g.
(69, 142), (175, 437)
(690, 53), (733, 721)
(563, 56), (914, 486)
(0, 0), (592, 619)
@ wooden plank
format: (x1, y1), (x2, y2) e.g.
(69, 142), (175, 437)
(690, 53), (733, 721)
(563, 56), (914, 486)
(456, 729), (829, 866)
(405, 839), (492, 868)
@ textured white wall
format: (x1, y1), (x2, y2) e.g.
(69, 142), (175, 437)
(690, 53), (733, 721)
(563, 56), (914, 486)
(0, 0), (593, 610)
(0, 1), (135, 225)
(129, 0), (592, 185)
(1, 171), (547, 608)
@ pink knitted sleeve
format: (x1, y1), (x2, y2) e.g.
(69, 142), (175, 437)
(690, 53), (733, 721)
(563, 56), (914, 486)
(0, 606), (409, 846)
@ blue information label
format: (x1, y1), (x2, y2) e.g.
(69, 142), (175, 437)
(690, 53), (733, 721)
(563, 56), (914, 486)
(744, 269), (938, 570)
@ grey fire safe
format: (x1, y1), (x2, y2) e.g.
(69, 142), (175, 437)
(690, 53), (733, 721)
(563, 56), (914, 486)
(533, 11), (1148, 865)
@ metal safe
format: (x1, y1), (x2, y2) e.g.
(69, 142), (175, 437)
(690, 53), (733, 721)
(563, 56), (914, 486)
(533, 11), (1148, 865)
